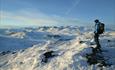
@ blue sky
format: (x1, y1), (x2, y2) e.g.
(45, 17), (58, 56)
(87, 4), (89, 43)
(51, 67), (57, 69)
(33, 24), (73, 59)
(0, 0), (115, 27)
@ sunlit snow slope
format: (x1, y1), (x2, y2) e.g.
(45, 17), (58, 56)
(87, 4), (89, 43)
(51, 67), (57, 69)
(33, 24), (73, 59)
(0, 26), (115, 70)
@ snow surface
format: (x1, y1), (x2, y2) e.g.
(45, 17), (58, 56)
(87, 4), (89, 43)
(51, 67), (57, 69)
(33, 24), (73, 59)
(0, 26), (115, 70)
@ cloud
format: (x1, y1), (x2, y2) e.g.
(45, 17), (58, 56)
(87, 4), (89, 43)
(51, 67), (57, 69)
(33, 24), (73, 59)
(0, 10), (58, 26)
(0, 9), (82, 27)
(65, 0), (81, 15)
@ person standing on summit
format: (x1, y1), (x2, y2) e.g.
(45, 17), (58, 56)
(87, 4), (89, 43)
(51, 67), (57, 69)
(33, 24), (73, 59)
(94, 19), (105, 50)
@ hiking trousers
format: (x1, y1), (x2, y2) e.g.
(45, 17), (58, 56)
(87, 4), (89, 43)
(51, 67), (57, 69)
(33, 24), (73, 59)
(94, 33), (101, 48)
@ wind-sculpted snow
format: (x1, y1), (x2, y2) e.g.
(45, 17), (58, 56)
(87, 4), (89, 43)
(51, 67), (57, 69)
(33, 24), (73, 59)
(0, 26), (115, 70)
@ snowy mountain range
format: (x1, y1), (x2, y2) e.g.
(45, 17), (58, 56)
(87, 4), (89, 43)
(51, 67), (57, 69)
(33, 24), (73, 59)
(0, 26), (115, 70)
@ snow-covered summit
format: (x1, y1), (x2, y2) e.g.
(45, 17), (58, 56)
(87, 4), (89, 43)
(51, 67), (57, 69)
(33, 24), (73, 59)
(0, 26), (115, 70)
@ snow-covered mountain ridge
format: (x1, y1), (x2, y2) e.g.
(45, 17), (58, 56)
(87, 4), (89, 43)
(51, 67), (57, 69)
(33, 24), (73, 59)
(0, 26), (115, 70)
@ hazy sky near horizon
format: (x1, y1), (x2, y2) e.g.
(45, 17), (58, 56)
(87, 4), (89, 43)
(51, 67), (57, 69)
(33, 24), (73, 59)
(0, 0), (115, 27)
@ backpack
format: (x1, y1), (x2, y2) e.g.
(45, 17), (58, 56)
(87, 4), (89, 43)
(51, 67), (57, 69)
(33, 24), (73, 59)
(97, 23), (105, 34)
